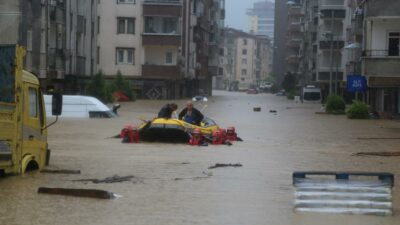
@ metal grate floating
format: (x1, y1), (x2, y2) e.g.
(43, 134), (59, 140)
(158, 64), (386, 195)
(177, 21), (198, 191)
(293, 172), (394, 216)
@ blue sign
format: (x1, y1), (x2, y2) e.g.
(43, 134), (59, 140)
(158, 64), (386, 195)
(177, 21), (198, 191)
(347, 75), (367, 93)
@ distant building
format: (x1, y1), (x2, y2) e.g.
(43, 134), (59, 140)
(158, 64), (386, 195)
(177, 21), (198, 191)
(221, 28), (272, 91)
(247, 1), (275, 39)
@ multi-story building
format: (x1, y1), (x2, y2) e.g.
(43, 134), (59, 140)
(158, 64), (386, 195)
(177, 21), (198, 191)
(64, 0), (98, 94)
(286, 0), (304, 86)
(272, 0), (288, 86)
(286, 0), (351, 98)
(97, 0), (224, 99)
(362, 0), (400, 114)
(220, 28), (272, 91)
(247, 1), (275, 39)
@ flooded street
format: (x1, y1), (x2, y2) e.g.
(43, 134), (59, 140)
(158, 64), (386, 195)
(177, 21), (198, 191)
(1, 90), (400, 225)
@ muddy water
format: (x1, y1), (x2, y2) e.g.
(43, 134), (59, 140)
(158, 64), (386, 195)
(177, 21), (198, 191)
(1, 90), (400, 225)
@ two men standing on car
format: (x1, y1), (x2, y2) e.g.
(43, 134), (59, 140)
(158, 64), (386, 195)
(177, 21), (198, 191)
(157, 101), (204, 126)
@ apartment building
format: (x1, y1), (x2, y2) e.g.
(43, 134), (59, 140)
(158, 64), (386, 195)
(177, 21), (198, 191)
(362, 0), (400, 114)
(97, 0), (224, 99)
(220, 28), (272, 91)
(286, 0), (351, 98)
(272, 0), (288, 86)
(247, 1), (275, 39)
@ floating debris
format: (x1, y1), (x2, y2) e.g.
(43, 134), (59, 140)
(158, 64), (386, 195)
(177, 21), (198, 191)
(38, 187), (117, 199)
(269, 110), (277, 113)
(353, 152), (400, 157)
(357, 137), (400, 140)
(72, 175), (135, 184)
(41, 169), (81, 174)
(208, 163), (242, 169)
(253, 107), (261, 112)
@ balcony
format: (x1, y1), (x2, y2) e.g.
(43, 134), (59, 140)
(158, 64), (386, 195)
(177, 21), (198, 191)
(142, 34), (181, 46)
(143, 0), (182, 17)
(319, 0), (345, 10)
(143, 16), (181, 46)
(142, 65), (181, 80)
(319, 40), (344, 50)
(363, 50), (400, 78)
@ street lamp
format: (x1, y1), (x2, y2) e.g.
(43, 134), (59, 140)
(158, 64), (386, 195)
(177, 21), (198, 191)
(344, 42), (362, 75)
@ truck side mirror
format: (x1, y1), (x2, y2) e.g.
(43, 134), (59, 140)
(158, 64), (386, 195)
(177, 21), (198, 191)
(52, 93), (63, 116)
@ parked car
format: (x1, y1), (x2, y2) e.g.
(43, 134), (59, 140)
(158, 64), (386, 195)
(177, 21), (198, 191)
(192, 95), (208, 102)
(276, 90), (286, 96)
(246, 88), (258, 94)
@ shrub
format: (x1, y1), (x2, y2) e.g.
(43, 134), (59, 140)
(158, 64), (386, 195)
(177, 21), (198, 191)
(325, 95), (345, 114)
(286, 90), (296, 100)
(347, 101), (369, 119)
(87, 70), (114, 103)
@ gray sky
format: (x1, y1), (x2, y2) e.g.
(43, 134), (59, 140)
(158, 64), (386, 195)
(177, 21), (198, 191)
(225, 0), (274, 32)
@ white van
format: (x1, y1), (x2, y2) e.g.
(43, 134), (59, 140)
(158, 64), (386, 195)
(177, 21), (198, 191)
(302, 85), (322, 103)
(44, 95), (117, 118)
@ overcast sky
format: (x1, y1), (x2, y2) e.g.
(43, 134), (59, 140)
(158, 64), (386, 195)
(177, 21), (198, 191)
(225, 0), (274, 32)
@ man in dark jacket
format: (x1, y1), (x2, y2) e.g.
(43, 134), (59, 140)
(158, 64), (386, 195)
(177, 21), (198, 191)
(179, 101), (204, 125)
(158, 103), (178, 118)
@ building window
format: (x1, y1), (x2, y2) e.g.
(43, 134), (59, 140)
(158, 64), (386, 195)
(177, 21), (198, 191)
(241, 69), (247, 76)
(117, 0), (135, 3)
(242, 49), (247, 55)
(97, 16), (100, 34)
(218, 68), (223, 75)
(219, 48), (224, 56)
(243, 39), (247, 45)
(117, 18), (135, 34)
(166, 52), (173, 64)
(388, 32), (400, 56)
(116, 48), (135, 65)
(97, 46), (100, 64)
(241, 59), (247, 65)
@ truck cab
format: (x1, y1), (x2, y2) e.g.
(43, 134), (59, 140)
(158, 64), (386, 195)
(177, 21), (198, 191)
(0, 45), (61, 175)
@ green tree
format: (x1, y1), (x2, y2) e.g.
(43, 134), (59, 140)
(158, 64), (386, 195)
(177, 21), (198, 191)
(110, 70), (136, 101)
(87, 70), (113, 103)
(281, 72), (296, 92)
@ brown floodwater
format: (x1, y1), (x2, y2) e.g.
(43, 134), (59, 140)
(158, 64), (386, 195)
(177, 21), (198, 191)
(1, 90), (400, 225)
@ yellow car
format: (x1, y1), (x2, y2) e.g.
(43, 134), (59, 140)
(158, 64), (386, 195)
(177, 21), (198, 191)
(138, 117), (220, 143)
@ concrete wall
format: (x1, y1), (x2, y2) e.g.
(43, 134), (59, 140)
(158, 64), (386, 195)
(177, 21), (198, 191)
(366, 0), (400, 18)
(366, 19), (400, 50)
(143, 46), (178, 65)
(364, 58), (400, 77)
(0, 1), (20, 44)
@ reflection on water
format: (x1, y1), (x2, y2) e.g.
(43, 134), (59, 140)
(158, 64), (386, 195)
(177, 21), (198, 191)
(1, 91), (400, 225)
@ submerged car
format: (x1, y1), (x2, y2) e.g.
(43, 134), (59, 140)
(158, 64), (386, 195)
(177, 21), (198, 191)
(138, 117), (219, 143)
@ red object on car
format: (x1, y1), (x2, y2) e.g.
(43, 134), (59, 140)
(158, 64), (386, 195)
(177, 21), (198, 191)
(121, 125), (139, 143)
